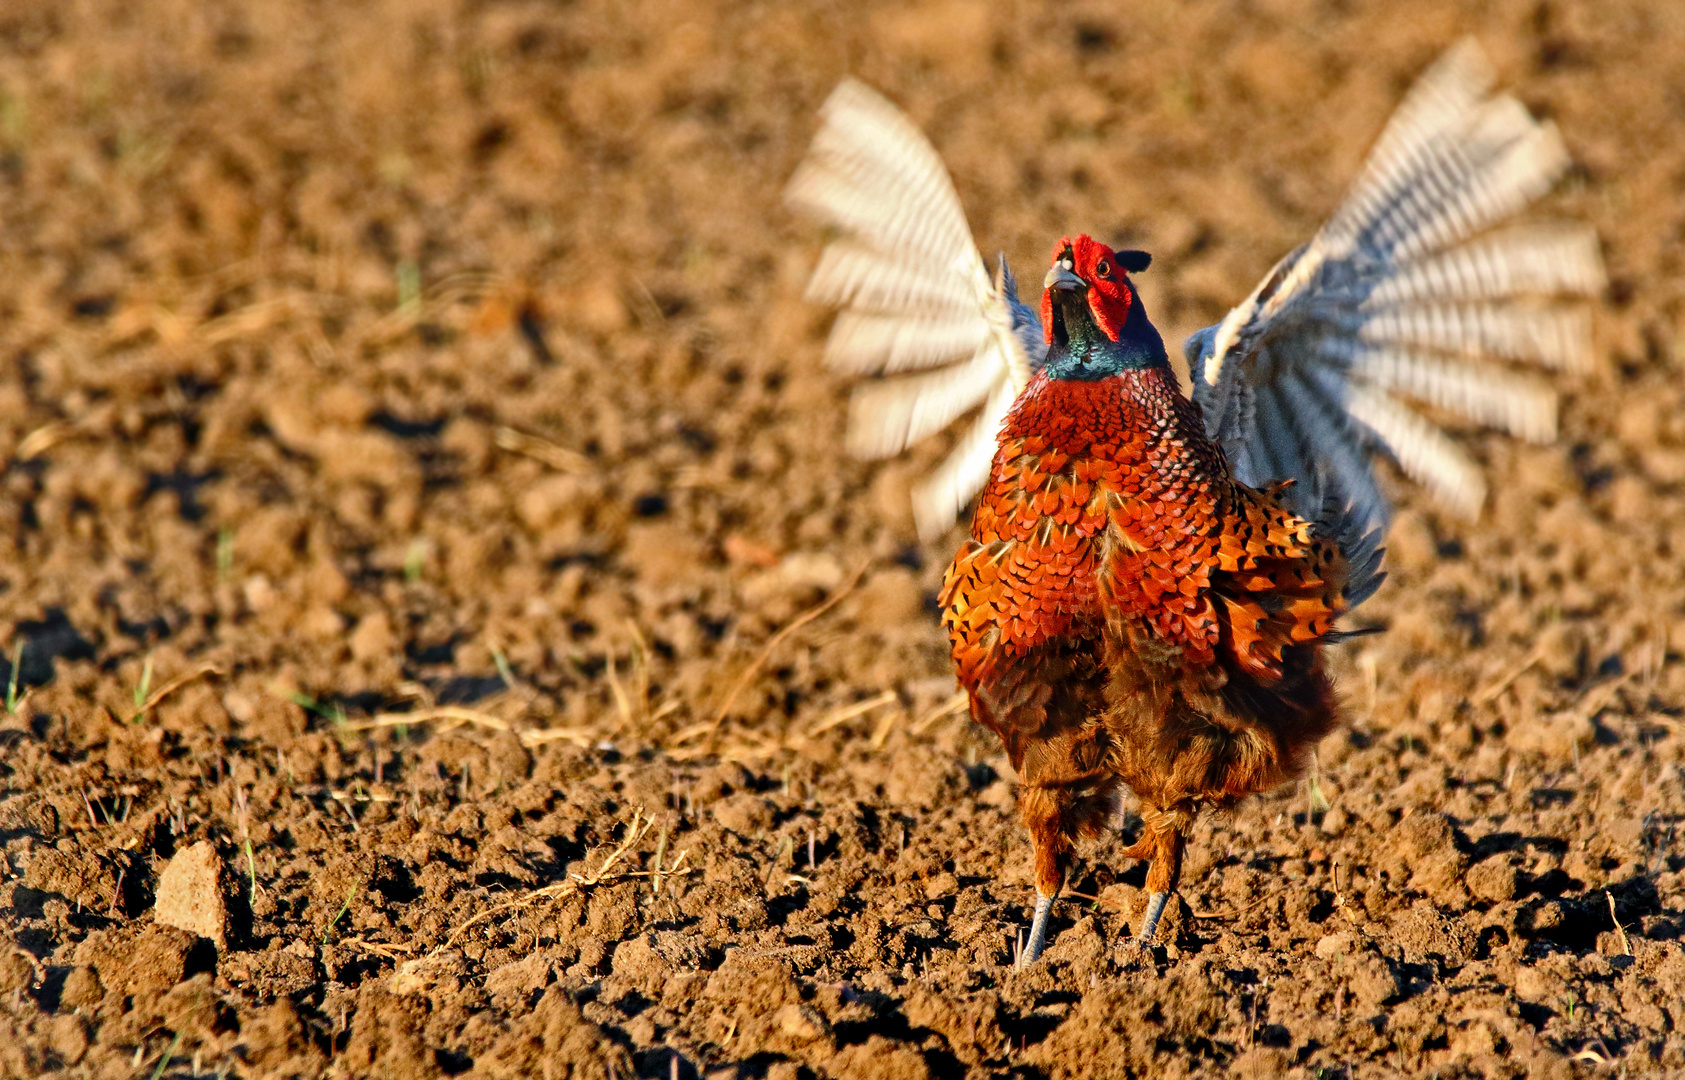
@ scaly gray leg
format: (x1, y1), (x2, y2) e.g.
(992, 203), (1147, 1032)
(1018, 891), (1055, 967)
(1137, 890), (1170, 944)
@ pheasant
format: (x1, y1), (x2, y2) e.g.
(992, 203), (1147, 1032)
(787, 41), (1602, 965)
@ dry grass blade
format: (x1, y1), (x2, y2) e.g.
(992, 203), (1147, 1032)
(1190, 895), (1272, 920)
(807, 690), (898, 738)
(869, 706), (902, 750)
(339, 705), (595, 749)
(1606, 890), (1631, 956)
(341, 706), (514, 737)
(495, 426), (591, 473)
(605, 653), (634, 731)
(1570, 1043), (1613, 1065)
(362, 272), (506, 345)
(440, 809), (694, 949)
(1474, 642), (1548, 704)
(519, 727), (597, 748)
(133, 664), (223, 718)
(194, 295), (312, 346)
(913, 690), (969, 734)
(331, 788), (397, 804)
(668, 721), (716, 746)
(605, 620), (671, 735)
(709, 561), (870, 733)
(340, 937), (415, 961)
(16, 421), (77, 462)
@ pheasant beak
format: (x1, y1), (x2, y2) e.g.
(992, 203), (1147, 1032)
(1044, 263), (1086, 292)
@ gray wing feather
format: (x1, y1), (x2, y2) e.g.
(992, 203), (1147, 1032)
(1191, 39), (1602, 553)
(996, 257), (1048, 378)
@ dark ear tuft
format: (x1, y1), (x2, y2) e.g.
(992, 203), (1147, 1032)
(1116, 249), (1152, 273)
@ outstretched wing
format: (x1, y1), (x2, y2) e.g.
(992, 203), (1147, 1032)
(786, 79), (1043, 541)
(1190, 40), (1603, 539)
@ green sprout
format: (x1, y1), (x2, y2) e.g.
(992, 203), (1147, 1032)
(147, 1031), (183, 1080)
(290, 692), (348, 730)
(130, 656), (155, 723)
(1308, 774), (1330, 816)
(403, 538), (428, 585)
(216, 526), (235, 583)
(0, 89), (26, 149)
(493, 648), (515, 689)
(395, 259), (421, 315)
(324, 882), (358, 943)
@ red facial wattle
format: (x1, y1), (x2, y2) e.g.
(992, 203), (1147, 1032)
(1040, 234), (1136, 345)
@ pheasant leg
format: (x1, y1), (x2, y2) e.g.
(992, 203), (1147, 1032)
(1136, 827), (1185, 944)
(1019, 891), (1056, 968)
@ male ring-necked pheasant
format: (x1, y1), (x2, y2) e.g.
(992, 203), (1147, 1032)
(788, 42), (1601, 965)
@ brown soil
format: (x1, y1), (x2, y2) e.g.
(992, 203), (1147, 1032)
(1, 0), (1683, 1077)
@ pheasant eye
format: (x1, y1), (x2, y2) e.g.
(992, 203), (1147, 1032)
(1095, 259), (1112, 279)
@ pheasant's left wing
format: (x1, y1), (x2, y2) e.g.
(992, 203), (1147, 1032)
(1190, 40), (1603, 557)
(787, 80), (1042, 541)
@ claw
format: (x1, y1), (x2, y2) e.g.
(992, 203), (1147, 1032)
(1018, 891), (1055, 967)
(1137, 890), (1170, 944)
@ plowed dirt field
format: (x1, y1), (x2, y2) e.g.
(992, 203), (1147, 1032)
(2, 1), (1683, 1077)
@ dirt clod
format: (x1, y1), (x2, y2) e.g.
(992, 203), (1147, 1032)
(152, 839), (228, 948)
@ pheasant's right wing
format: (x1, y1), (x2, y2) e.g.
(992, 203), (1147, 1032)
(787, 80), (1041, 542)
(1189, 40), (1603, 564)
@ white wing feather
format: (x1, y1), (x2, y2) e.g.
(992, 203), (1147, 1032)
(790, 43), (1601, 548)
(787, 79), (1034, 541)
(1193, 39), (1602, 530)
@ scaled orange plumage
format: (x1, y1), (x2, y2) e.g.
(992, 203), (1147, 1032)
(940, 250), (1356, 958)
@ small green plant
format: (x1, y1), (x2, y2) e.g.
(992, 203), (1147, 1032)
(5, 639), (23, 714)
(147, 1031), (183, 1080)
(290, 692), (348, 730)
(130, 655), (155, 723)
(395, 260), (421, 314)
(492, 647), (515, 690)
(0, 89), (26, 149)
(403, 538), (428, 584)
(216, 526), (235, 583)
(324, 883), (358, 943)
(234, 787), (259, 903)
(1307, 774), (1330, 816)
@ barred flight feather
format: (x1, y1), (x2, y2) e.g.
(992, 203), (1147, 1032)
(1318, 341), (1557, 442)
(787, 78), (1033, 539)
(1277, 373), (1390, 528)
(1192, 38), (1600, 535)
(911, 380), (1018, 542)
(1363, 227), (1604, 306)
(846, 350), (1006, 460)
(1354, 303), (1592, 370)
(824, 311), (991, 375)
(1341, 382), (1486, 521)
(805, 243), (978, 315)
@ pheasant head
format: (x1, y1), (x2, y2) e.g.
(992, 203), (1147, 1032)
(1040, 235), (1168, 380)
